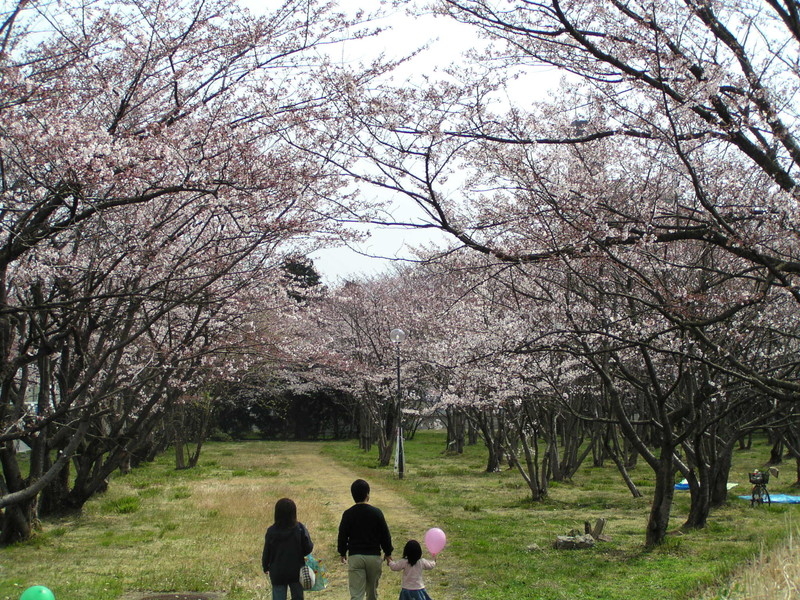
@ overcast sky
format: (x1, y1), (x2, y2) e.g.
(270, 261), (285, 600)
(240, 2), (553, 284)
(310, 7), (480, 283)
(235, 1), (477, 282)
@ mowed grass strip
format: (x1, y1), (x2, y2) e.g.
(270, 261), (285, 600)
(1, 432), (798, 600)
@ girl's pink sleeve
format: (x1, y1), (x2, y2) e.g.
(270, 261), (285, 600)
(421, 559), (436, 570)
(388, 559), (406, 572)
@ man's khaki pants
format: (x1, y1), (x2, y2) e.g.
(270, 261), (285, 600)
(347, 554), (383, 600)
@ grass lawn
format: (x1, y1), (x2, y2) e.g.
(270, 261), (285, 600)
(321, 432), (799, 600)
(1, 431), (798, 600)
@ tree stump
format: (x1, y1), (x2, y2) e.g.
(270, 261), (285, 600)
(555, 518), (610, 549)
(553, 534), (595, 549)
(582, 518), (610, 541)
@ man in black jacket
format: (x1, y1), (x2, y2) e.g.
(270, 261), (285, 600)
(338, 479), (394, 600)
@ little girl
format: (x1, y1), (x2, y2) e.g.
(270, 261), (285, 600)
(388, 539), (437, 600)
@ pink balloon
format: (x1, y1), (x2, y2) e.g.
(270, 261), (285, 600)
(424, 527), (447, 555)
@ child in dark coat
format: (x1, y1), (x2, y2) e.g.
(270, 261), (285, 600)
(262, 498), (314, 600)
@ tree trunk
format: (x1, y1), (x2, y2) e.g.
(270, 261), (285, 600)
(445, 407), (465, 454)
(466, 407), (506, 472)
(175, 440), (187, 470)
(0, 442), (35, 544)
(0, 500), (34, 545)
(794, 457), (800, 489)
(546, 435), (563, 481)
(605, 433), (642, 498)
(681, 426), (737, 530)
(624, 428), (640, 470)
(591, 420), (606, 467)
(358, 405), (372, 451)
(556, 411), (590, 480)
(377, 402), (396, 467)
(1, 420), (89, 543)
(646, 460), (676, 547)
(769, 438), (784, 466)
(683, 471), (711, 530)
(187, 440), (204, 469)
(506, 422), (546, 501)
(710, 448), (734, 508)
(468, 421), (479, 445)
(485, 433), (503, 473)
(39, 458), (71, 516)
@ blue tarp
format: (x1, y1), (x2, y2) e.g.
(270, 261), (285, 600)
(674, 480), (738, 491)
(738, 494), (800, 504)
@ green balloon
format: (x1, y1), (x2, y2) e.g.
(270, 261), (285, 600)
(19, 586), (55, 600)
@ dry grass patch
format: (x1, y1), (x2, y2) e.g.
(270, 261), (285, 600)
(696, 518), (799, 600)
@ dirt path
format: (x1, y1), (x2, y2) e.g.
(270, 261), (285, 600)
(277, 442), (465, 600)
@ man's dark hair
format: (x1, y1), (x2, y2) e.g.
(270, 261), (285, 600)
(351, 479), (370, 502)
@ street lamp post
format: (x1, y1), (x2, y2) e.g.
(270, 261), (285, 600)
(390, 328), (406, 479)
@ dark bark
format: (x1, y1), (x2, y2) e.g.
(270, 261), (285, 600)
(470, 408), (506, 473)
(604, 428), (642, 498)
(646, 450), (678, 547)
(445, 407), (465, 454)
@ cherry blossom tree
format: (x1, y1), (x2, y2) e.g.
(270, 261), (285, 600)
(0, 0), (369, 543)
(309, 0), (800, 391)
(302, 276), (414, 465)
(302, 0), (800, 545)
(417, 245), (785, 539)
